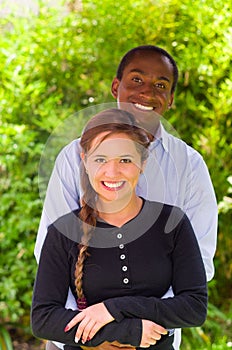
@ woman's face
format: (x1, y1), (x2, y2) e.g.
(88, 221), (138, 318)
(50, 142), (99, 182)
(82, 132), (145, 205)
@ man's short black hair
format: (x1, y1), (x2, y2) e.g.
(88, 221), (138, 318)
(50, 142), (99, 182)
(116, 45), (179, 94)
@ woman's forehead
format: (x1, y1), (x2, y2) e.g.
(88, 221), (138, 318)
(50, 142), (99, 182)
(88, 133), (140, 157)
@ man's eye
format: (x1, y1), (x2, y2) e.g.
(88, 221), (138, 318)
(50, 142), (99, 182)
(155, 82), (166, 89)
(132, 77), (142, 83)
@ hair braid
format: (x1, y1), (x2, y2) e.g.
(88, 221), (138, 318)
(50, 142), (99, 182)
(74, 162), (98, 309)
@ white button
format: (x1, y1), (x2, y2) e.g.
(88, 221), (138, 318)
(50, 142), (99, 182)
(123, 278), (129, 284)
(117, 233), (122, 239)
(122, 265), (127, 271)
(120, 254), (126, 260)
(119, 244), (124, 249)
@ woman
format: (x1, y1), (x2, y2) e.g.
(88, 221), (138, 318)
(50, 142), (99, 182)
(31, 109), (207, 350)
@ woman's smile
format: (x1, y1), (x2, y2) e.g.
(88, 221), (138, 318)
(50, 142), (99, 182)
(101, 181), (125, 191)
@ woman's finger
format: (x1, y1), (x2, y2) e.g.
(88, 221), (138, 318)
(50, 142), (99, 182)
(85, 322), (103, 341)
(75, 316), (91, 342)
(79, 319), (96, 343)
(64, 312), (85, 332)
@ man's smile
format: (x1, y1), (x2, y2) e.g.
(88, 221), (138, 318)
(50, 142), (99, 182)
(134, 103), (155, 111)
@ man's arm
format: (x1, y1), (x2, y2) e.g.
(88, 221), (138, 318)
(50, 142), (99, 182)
(184, 150), (218, 281)
(35, 140), (81, 261)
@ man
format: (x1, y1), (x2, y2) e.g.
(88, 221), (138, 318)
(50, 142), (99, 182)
(34, 45), (217, 350)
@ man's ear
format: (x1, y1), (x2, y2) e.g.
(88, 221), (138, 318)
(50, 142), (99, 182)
(168, 93), (174, 109)
(111, 77), (120, 99)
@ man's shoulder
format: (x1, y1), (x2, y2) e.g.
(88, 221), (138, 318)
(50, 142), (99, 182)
(145, 199), (187, 232)
(146, 199), (184, 216)
(164, 129), (203, 160)
(55, 138), (81, 164)
(60, 138), (81, 154)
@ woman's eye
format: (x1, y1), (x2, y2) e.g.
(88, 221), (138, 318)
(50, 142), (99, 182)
(95, 158), (106, 163)
(120, 159), (131, 163)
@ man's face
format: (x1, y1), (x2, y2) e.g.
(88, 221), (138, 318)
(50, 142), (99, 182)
(111, 51), (174, 135)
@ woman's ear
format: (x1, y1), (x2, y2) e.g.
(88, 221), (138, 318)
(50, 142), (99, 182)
(140, 160), (147, 174)
(80, 152), (85, 161)
(81, 152), (88, 174)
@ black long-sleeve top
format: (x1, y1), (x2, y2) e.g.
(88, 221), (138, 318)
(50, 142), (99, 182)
(31, 200), (207, 350)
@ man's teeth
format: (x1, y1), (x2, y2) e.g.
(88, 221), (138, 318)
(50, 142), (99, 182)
(103, 181), (124, 188)
(134, 103), (153, 111)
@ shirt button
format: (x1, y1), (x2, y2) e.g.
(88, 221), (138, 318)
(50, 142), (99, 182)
(122, 265), (127, 271)
(120, 254), (126, 260)
(123, 278), (129, 284)
(119, 244), (124, 249)
(117, 233), (122, 239)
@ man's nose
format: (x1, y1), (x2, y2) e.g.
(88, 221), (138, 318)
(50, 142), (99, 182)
(139, 82), (156, 100)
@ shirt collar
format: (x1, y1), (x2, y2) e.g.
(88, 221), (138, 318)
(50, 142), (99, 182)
(151, 123), (169, 152)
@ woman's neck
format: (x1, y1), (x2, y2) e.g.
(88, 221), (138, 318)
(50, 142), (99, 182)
(97, 196), (143, 227)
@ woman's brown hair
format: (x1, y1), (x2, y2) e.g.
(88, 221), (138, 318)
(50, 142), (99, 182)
(75, 108), (151, 309)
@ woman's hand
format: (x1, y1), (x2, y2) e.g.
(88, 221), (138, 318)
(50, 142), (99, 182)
(80, 320), (167, 350)
(64, 302), (114, 343)
(140, 320), (168, 347)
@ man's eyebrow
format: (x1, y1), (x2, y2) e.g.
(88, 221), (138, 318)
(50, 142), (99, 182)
(157, 76), (171, 83)
(129, 69), (171, 82)
(129, 68), (147, 75)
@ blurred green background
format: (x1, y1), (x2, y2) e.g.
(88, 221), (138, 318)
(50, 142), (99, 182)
(0, 0), (231, 349)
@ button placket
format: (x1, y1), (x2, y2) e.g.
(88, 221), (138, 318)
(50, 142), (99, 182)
(116, 230), (130, 287)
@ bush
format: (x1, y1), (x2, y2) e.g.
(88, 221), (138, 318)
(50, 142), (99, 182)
(0, 1), (231, 345)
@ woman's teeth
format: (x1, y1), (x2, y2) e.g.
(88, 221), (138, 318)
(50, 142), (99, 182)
(103, 181), (124, 188)
(134, 103), (153, 111)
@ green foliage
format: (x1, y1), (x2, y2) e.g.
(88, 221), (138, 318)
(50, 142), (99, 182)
(0, 123), (42, 321)
(0, 0), (231, 348)
(0, 325), (13, 350)
(182, 300), (232, 349)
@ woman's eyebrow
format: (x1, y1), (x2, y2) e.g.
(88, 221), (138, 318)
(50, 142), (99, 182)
(92, 154), (106, 158)
(92, 154), (134, 158)
(120, 154), (134, 158)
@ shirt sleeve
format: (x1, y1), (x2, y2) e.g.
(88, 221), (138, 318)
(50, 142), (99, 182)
(103, 214), (208, 329)
(183, 151), (218, 281)
(31, 226), (142, 347)
(34, 140), (81, 262)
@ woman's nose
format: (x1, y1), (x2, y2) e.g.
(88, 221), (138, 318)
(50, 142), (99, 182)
(104, 160), (120, 177)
